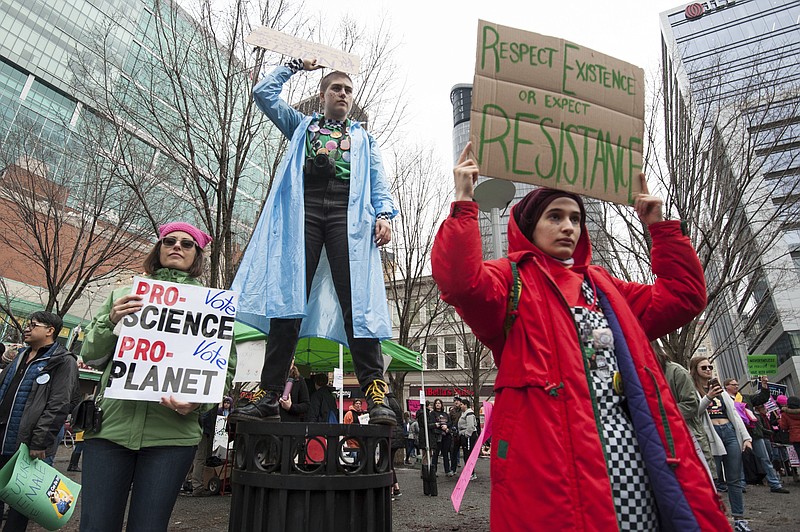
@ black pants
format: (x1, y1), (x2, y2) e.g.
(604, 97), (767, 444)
(260, 173), (383, 392)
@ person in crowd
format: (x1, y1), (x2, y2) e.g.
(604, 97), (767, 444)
(68, 430), (85, 472)
(431, 143), (729, 530)
(746, 390), (790, 493)
(430, 399), (449, 475)
(0, 312), (79, 531)
(724, 378), (744, 402)
(308, 373), (338, 423)
(408, 413), (419, 464)
(343, 398), (363, 459)
(343, 398), (363, 425)
(279, 363), (310, 423)
(403, 412), (417, 464)
(415, 401), (434, 467)
(690, 357), (753, 531)
(657, 352), (715, 478)
(218, 396), (232, 417)
(447, 405), (462, 475)
(457, 398), (479, 481)
(187, 407), (217, 497)
(387, 395), (404, 500)
(779, 396), (800, 461)
(78, 222), (237, 532)
(230, 56), (397, 426)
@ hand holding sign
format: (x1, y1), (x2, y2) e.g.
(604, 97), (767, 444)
(632, 174), (664, 226)
(109, 294), (143, 325)
(302, 58), (324, 72)
(160, 396), (199, 416)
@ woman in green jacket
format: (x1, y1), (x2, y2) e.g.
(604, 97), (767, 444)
(79, 222), (236, 532)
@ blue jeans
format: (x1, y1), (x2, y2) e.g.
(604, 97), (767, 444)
(752, 438), (783, 489)
(713, 422), (745, 518)
(80, 438), (195, 532)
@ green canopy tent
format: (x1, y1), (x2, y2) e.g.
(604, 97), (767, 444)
(233, 321), (423, 372)
(234, 321), (423, 421)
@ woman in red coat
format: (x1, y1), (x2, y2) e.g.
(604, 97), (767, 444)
(431, 144), (729, 530)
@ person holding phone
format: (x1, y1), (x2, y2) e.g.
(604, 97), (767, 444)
(690, 357), (753, 532)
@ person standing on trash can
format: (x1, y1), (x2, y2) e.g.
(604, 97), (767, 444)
(230, 57), (397, 426)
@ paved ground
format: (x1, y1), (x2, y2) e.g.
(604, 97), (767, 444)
(20, 445), (800, 531)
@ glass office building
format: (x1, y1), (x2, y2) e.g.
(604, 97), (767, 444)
(0, 0), (274, 329)
(660, 0), (800, 391)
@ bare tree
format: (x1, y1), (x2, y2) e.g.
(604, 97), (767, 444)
(71, 0), (406, 290)
(442, 311), (495, 405)
(383, 146), (451, 403)
(591, 54), (800, 370)
(0, 114), (149, 318)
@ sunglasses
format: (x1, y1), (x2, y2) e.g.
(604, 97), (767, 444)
(161, 237), (197, 250)
(699, 365), (713, 370)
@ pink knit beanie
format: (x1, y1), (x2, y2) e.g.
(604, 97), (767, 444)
(158, 222), (213, 249)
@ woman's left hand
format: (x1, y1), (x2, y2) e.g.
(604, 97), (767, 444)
(161, 396), (199, 415)
(279, 395), (293, 411)
(742, 440), (753, 452)
(375, 219), (392, 247)
(633, 173), (664, 226)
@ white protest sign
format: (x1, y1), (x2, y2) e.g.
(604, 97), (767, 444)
(245, 26), (361, 74)
(333, 368), (344, 390)
(105, 277), (237, 403)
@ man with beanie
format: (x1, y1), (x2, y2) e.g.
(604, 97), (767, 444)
(231, 57), (396, 426)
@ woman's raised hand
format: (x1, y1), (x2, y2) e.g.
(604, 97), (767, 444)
(454, 142), (479, 202)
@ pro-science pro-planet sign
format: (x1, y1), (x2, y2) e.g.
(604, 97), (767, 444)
(105, 277), (236, 403)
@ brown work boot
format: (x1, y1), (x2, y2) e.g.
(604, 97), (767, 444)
(365, 379), (397, 426)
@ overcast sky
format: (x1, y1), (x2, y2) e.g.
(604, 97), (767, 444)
(302, 0), (686, 167)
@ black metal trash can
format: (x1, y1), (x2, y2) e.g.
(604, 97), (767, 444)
(228, 421), (393, 532)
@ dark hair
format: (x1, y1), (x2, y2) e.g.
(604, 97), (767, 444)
(461, 398), (471, 408)
(143, 240), (204, 278)
(723, 378), (738, 386)
(29, 311), (62, 339)
(320, 71), (352, 94)
(313, 373), (329, 387)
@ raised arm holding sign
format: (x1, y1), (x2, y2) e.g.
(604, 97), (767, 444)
(433, 126), (724, 528)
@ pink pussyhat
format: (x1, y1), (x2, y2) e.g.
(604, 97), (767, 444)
(158, 222), (213, 249)
(776, 394), (788, 406)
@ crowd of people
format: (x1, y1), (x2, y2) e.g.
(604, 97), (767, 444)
(3, 53), (800, 532)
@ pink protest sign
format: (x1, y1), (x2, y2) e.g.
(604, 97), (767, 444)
(451, 401), (493, 513)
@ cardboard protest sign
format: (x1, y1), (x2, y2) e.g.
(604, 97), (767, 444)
(0, 444), (81, 530)
(105, 277), (237, 403)
(246, 26), (360, 74)
(470, 20), (645, 205)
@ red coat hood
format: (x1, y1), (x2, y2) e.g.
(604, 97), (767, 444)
(508, 199), (592, 273)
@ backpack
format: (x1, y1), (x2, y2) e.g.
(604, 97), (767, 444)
(467, 410), (481, 436)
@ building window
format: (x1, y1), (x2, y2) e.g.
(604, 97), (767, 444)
(426, 341), (438, 370)
(444, 337), (457, 369)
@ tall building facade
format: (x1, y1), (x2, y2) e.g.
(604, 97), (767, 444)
(660, 0), (800, 393)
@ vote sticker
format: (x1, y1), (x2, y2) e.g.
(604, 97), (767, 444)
(36, 373), (51, 385)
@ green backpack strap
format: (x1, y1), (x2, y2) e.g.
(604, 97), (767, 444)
(504, 261), (522, 337)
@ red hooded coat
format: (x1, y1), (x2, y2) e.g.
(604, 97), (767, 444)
(431, 200), (729, 531)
